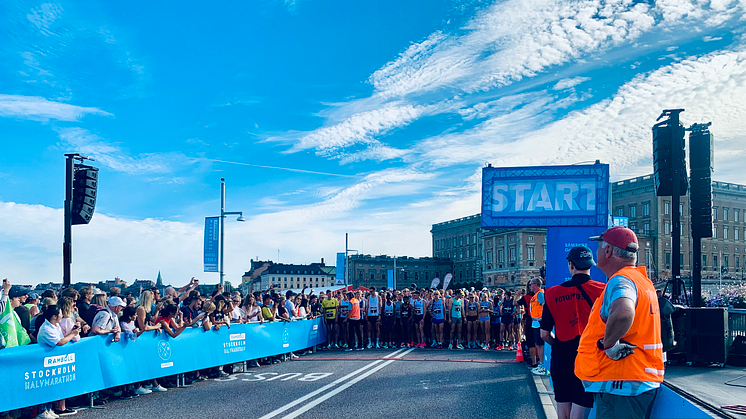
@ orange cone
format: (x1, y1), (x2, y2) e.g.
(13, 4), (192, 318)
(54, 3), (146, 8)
(515, 342), (524, 362)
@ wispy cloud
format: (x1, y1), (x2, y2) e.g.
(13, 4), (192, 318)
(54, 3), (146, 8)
(57, 128), (193, 175)
(0, 94), (112, 121)
(552, 77), (590, 90)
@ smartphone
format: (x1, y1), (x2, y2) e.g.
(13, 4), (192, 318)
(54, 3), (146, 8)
(73, 324), (80, 329)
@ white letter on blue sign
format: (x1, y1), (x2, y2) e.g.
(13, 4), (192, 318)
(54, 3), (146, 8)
(511, 183), (531, 211)
(528, 182), (554, 211)
(493, 184), (509, 212)
(580, 182), (596, 211)
(555, 183), (579, 211)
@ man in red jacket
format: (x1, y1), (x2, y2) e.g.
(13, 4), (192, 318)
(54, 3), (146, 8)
(541, 246), (605, 419)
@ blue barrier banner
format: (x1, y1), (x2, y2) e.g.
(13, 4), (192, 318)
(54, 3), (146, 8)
(0, 319), (326, 411)
(481, 164), (609, 228)
(545, 227), (608, 287)
(336, 252), (345, 285)
(204, 216), (220, 272)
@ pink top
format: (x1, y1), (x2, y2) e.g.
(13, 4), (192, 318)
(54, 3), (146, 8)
(59, 317), (80, 342)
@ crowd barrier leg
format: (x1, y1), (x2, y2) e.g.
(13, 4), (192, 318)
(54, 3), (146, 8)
(88, 393), (104, 410)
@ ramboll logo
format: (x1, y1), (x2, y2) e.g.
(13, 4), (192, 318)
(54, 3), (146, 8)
(157, 341), (172, 361)
(229, 333), (245, 341)
(44, 353), (75, 368)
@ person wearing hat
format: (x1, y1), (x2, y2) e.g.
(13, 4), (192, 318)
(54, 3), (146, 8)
(540, 246), (605, 419)
(575, 226), (664, 419)
(91, 296), (125, 342)
(9, 287), (32, 335)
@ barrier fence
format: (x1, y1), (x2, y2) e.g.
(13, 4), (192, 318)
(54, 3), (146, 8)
(0, 318), (326, 412)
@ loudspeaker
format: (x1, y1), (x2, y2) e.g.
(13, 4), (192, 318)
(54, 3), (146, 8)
(72, 164), (98, 225)
(689, 127), (714, 172)
(685, 307), (728, 365)
(653, 122), (687, 196)
(729, 336), (746, 366)
(689, 170), (713, 238)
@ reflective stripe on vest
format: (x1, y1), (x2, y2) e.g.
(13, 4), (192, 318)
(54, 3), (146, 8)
(574, 266), (664, 383)
(529, 289), (544, 320)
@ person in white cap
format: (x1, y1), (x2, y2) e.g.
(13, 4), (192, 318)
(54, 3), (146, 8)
(91, 296), (125, 342)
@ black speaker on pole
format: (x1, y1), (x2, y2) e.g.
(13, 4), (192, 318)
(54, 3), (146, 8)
(72, 164), (98, 225)
(689, 124), (714, 238)
(653, 121), (688, 196)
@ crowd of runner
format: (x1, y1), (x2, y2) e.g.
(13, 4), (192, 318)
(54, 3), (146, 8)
(317, 286), (527, 352)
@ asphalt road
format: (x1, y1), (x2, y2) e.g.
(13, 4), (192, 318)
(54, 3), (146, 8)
(74, 347), (541, 419)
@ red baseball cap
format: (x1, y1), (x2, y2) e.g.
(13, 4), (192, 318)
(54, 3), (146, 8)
(589, 226), (639, 253)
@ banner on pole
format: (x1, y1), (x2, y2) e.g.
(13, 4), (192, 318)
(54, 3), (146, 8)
(387, 269), (394, 289)
(204, 217), (219, 273)
(443, 273), (453, 290)
(431, 278), (440, 288)
(336, 252), (345, 285)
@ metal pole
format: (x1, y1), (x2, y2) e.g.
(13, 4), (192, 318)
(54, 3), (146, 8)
(393, 256), (397, 291)
(719, 250), (722, 290)
(220, 178), (225, 287)
(692, 235), (702, 307)
(670, 110), (683, 301)
(63, 154), (75, 287)
(345, 233), (348, 289)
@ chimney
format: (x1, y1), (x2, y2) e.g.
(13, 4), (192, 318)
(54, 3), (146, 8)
(320, 258), (325, 265)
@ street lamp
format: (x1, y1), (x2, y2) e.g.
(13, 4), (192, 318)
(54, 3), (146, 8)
(219, 178), (244, 287)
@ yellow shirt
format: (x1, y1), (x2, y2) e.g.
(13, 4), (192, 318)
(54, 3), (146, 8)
(321, 298), (339, 319)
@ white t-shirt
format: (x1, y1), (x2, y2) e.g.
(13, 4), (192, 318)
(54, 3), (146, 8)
(232, 306), (242, 321)
(38, 320), (64, 347)
(245, 306), (261, 323)
(92, 307), (117, 332)
(298, 306), (307, 319)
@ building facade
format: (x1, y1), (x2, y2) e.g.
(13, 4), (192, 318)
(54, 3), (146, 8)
(612, 174), (746, 280)
(431, 214), (482, 285)
(348, 254), (453, 289)
(431, 214), (546, 290)
(258, 260), (335, 291)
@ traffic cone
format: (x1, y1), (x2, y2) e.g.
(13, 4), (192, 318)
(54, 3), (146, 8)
(515, 342), (524, 362)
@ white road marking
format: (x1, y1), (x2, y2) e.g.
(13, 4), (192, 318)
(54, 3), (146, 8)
(258, 347), (407, 419)
(279, 347), (417, 419)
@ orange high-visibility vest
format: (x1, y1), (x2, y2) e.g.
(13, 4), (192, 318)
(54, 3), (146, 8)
(529, 289), (544, 320)
(575, 266), (664, 383)
(348, 298), (361, 320)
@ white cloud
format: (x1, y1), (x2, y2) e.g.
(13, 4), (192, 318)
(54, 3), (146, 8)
(552, 76), (590, 90)
(27, 3), (63, 33)
(0, 94), (111, 121)
(57, 128), (194, 175)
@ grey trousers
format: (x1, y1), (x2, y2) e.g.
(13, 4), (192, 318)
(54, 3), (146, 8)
(593, 388), (658, 419)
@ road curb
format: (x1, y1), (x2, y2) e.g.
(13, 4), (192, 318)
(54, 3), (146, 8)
(526, 369), (556, 419)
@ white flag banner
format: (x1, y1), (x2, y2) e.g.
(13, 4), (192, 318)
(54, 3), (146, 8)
(443, 273), (453, 290)
(430, 278), (440, 289)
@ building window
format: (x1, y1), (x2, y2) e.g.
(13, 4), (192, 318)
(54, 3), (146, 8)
(664, 202), (670, 215)
(631, 224), (637, 233)
(736, 228), (740, 241)
(509, 247), (516, 262)
(643, 202), (650, 216)
(498, 249), (504, 263)
(510, 236), (515, 243)
(665, 252), (671, 267)
(679, 203), (684, 215)
(724, 227), (729, 240)
(714, 226), (718, 239)
(617, 207), (624, 216)
(725, 255), (730, 267)
(487, 251), (493, 264)
(527, 247), (535, 261)
(528, 235), (534, 241)
(724, 208), (729, 221)
(713, 254), (719, 268)
(713, 207), (718, 220)
(435, 241), (439, 251)
(644, 223), (650, 235)
(487, 240), (491, 247)
(664, 222), (670, 235)
(737, 256), (740, 269)
(735, 209), (740, 222)
(459, 236), (463, 246)
(702, 255), (707, 269)
(466, 235), (470, 245)
(459, 250), (463, 259)
(630, 205), (636, 218)
(680, 253), (684, 266)
(453, 238), (457, 247)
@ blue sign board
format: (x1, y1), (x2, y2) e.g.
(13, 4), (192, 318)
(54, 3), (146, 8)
(204, 217), (220, 272)
(387, 269), (394, 289)
(612, 216), (629, 227)
(336, 252), (345, 285)
(545, 226), (608, 287)
(481, 164), (609, 228)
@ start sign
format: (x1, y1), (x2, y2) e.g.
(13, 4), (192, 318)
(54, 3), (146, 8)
(481, 164), (609, 228)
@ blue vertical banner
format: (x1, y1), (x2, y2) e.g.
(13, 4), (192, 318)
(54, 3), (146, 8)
(204, 216), (220, 273)
(336, 252), (345, 285)
(387, 269), (394, 289)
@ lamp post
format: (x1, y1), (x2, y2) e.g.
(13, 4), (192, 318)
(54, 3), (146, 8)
(219, 178), (245, 287)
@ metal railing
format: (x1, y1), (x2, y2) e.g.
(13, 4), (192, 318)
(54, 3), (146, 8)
(728, 308), (746, 346)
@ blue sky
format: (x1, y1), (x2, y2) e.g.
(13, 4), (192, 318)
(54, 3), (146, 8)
(1, 0), (745, 286)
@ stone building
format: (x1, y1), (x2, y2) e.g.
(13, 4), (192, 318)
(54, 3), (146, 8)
(431, 214), (482, 285)
(257, 260), (335, 291)
(612, 174), (746, 280)
(348, 254), (453, 289)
